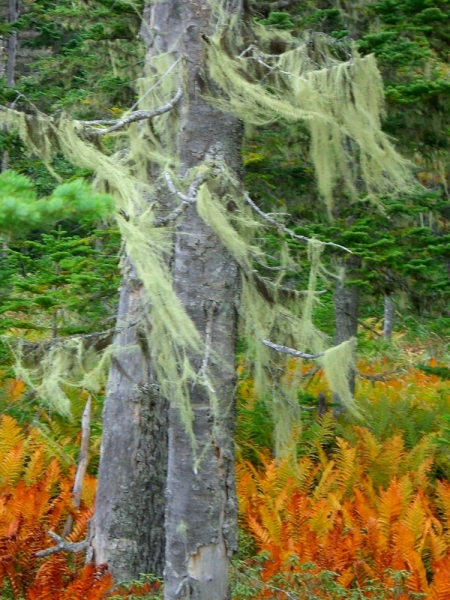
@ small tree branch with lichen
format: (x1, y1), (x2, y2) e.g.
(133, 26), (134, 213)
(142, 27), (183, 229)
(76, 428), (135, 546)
(244, 193), (351, 253)
(262, 339), (325, 359)
(153, 172), (208, 226)
(79, 88), (183, 136)
(36, 531), (89, 558)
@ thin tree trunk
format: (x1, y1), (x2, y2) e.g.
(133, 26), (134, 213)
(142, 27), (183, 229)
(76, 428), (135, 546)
(90, 257), (168, 580)
(383, 294), (394, 342)
(0, 36), (4, 79)
(6, 0), (19, 87)
(333, 260), (360, 413)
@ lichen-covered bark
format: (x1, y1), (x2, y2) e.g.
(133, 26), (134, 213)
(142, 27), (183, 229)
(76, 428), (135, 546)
(90, 258), (168, 580)
(165, 210), (239, 600)
(92, 0), (243, 594)
(141, 0), (243, 596)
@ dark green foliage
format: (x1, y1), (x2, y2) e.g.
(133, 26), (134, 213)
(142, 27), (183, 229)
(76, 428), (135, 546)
(2, 0), (144, 118)
(418, 364), (450, 379)
(0, 226), (120, 337)
(236, 396), (274, 462)
(257, 11), (295, 29)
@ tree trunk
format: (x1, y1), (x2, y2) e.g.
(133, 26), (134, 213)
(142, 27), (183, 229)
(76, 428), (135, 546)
(7, 0), (19, 87)
(1, 0), (19, 172)
(165, 216), (239, 600)
(91, 0), (243, 595)
(146, 1), (243, 597)
(383, 294), (394, 342)
(333, 261), (360, 412)
(90, 257), (168, 581)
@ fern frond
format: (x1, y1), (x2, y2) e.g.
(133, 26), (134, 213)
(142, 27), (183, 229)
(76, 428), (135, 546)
(0, 415), (25, 457)
(23, 448), (45, 485)
(406, 436), (434, 472)
(378, 480), (403, 543)
(294, 457), (319, 493)
(309, 499), (333, 537)
(353, 425), (381, 468)
(402, 494), (426, 548)
(80, 473), (97, 506)
(60, 563), (113, 600)
(334, 437), (356, 498)
(67, 506), (94, 543)
(247, 513), (272, 548)
(429, 556), (450, 600)
(259, 504), (282, 546)
(0, 443), (24, 484)
(375, 435), (405, 487)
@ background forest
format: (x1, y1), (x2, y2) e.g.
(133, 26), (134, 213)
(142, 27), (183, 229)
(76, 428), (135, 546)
(0, 0), (450, 597)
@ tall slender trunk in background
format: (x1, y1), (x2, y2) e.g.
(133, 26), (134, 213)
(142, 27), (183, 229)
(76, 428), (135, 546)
(91, 0), (243, 596)
(0, 36), (4, 79)
(7, 0), (19, 87)
(333, 258), (360, 412)
(383, 294), (395, 342)
(1, 0), (19, 173)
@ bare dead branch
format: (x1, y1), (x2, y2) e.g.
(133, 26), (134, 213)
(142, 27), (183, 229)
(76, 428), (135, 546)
(244, 193), (351, 253)
(262, 339), (324, 359)
(62, 396), (91, 539)
(255, 273), (327, 296)
(357, 368), (405, 382)
(357, 318), (383, 337)
(251, 254), (299, 272)
(36, 530), (89, 558)
(251, 0), (295, 18)
(80, 88), (183, 136)
(128, 56), (183, 112)
(154, 172), (207, 226)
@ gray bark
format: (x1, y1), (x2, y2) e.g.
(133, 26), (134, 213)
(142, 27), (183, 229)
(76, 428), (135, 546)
(92, 0), (243, 595)
(1, 0), (19, 173)
(334, 275), (360, 351)
(142, 0), (243, 596)
(383, 294), (395, 342)
(6, 0), (19, 87)
(333, 262), (360, 412)
(0, 37), (4, 79)
(90, 257), (168, 580)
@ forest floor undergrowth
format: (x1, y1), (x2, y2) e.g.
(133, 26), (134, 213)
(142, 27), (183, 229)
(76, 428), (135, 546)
(0, 321), (449, 599)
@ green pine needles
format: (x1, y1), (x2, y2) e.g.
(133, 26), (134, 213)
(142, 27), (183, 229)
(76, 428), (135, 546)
(0, 170), (113, 234)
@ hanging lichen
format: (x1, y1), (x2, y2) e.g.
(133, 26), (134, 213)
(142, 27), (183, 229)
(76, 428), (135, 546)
(5, 336), (113, 416)
(321, 338), (360, 416)
(0, 12), (414, 454)
(205, 30), (413, 210)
